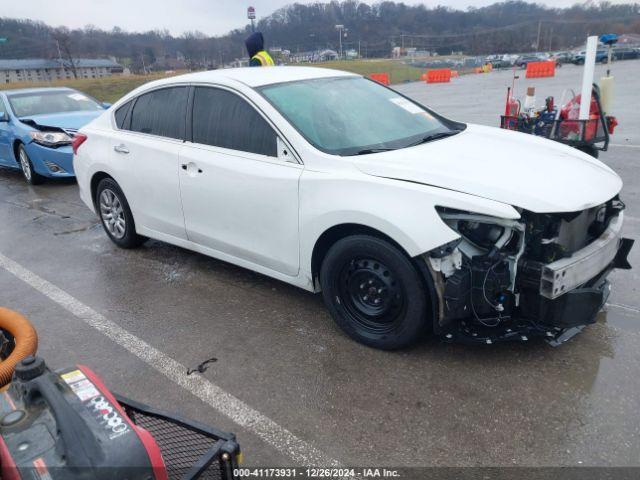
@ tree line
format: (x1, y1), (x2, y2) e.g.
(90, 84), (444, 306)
(0, 1), (638, 72)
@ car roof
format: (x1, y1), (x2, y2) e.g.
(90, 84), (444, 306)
(148, 66), (359, 89)
(2, 87), (75, 96)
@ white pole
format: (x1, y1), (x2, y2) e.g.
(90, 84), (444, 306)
(579, 35), (598, 120)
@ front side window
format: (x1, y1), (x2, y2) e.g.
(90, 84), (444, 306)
(8, 90), (103, 118)
(130, 87), (188, 140)
(192, 87), (277, 157)
(260, 76), (461, 156)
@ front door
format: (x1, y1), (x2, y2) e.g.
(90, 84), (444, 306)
(179, 86), (301, 276)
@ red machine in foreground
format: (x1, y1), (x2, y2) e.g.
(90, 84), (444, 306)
(500, 83), (616, 159)
(0, 308), (241, 479)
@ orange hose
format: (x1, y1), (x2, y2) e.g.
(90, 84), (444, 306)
(0, 307), (38, 388)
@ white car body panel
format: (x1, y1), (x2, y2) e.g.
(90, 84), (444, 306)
(74, 67), (624, 293)
(178, 142), (302, 276)
(112, 131), (187, 239)
(353, 124), (621, 213)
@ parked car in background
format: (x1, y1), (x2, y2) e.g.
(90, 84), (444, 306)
(74, 67), (632, 350)
(485, 54), (513, 69)
(572, 50), (609, 65)
(613, 48), (640, 60)
(0, 87), (109, 184)
(515, 54), (544, 68)
(551, 51), (572, 65)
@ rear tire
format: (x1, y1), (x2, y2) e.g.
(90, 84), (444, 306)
(96, 178), (147, 249)
(320, 235), (429, 350)
(18, 146), (45, 185)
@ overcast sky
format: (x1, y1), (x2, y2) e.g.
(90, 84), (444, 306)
(1, 0), (630, 36)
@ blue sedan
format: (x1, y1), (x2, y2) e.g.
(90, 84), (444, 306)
(0, 87), (108, 184)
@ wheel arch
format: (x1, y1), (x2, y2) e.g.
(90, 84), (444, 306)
(12, 139), (23, 165)
(310, 222), (440, 333)
(90, 171), (115, 210)
(311, 223), (409, 285)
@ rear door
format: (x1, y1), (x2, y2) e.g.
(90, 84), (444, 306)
(178, 86), (302, 276)
(111, 86), (189, 240)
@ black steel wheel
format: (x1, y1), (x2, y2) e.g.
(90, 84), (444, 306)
(338, 257), (406, 335)
(320, 235), (430, 350)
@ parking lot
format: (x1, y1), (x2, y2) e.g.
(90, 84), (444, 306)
(1, 60), (639, 471)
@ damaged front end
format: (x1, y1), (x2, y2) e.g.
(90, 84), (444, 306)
(426, 198), (634, 346)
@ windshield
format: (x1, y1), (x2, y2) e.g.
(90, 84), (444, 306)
(259, 76), (459, 156)
(8, 90), (103, 117)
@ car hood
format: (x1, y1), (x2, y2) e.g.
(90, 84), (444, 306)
(20, 111), (104, 131)
(352, 124), (622, 213)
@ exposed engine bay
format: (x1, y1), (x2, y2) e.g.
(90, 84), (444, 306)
(426, 197), (634, 345)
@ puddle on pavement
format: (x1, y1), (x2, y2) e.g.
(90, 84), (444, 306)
(601, 305), (640, 331)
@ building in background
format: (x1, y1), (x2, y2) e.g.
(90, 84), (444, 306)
(289, 49), (339, 63)
(0, 58), (122, 84)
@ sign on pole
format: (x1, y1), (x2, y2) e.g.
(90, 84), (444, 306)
(247, 6), (256, 19)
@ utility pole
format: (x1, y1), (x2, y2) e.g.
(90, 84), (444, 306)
(535, 20), (542, 51)
(548, 26), (553, 51)
(140, 53), (147, 75)
(335, 25), (344, 59)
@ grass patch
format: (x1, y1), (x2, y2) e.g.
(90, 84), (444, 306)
(0, 61), (424, 103)
(0, 73), (178, 103)
(315, 59), (424, 84)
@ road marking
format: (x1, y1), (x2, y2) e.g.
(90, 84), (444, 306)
(607, 302), (640, 314)
(610, 143), (640, 149)
(0, 252), (340, 467)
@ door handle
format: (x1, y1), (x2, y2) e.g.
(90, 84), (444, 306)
(114, 144), (129, 154)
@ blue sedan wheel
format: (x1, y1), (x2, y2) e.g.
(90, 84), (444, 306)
(18, 146), (45, 185)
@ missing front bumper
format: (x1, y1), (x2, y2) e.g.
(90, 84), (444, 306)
(440, 235), (632, 346)
(442, 278), (609, 346)
(540, 213), (627, 299)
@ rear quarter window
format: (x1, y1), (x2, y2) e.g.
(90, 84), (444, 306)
(114, 101), (132, 129)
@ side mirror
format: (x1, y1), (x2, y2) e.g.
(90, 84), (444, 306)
(102, 102), (112, 109)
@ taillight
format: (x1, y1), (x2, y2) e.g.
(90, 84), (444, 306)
(72, 133), (88, 155)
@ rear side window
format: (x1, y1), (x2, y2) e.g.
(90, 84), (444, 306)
(130, 87), (188, 139)
(114, 101), (132, 129)
(192, 87), (277, 157)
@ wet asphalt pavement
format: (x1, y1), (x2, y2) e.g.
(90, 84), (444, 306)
(0, 60), (639, 471)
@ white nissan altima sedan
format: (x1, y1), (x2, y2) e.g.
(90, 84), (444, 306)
(73, 67), (633, 350)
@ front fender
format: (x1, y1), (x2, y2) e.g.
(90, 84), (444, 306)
(299, 171), (520, 277)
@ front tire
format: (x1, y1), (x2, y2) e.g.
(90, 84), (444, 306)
(18, 146), (45, 185)
(320, 235), (430, 350)
(96, 178), (146, 249)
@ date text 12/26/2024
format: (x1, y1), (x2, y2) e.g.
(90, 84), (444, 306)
(234, 468), (401, 478)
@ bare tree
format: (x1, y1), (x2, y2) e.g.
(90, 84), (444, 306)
(51, 27), (78, 79)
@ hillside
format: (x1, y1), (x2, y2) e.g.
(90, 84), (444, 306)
(0, 0), (638, 70)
